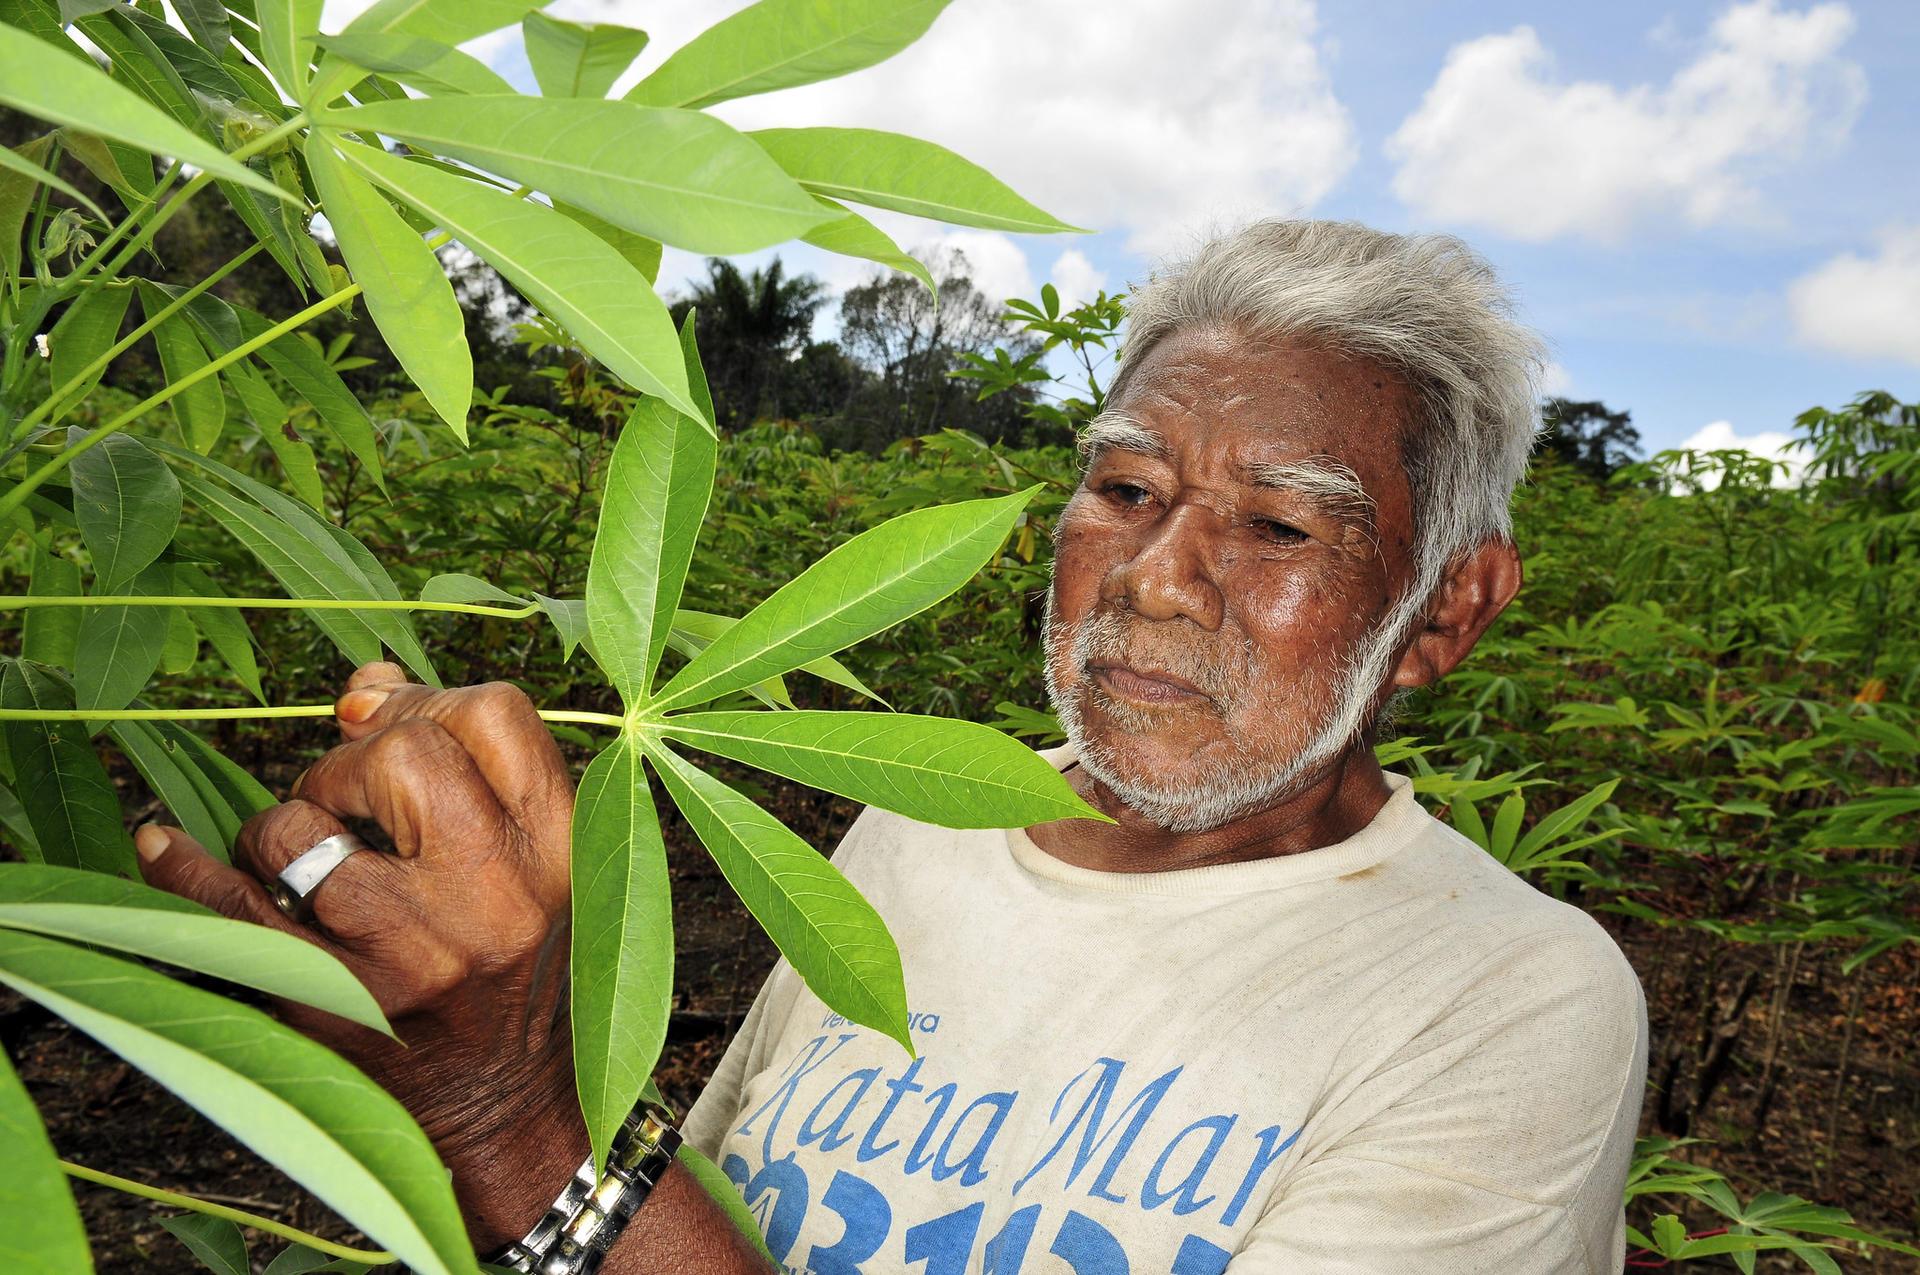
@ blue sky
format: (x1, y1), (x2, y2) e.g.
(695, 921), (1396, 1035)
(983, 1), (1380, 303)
(337, 0), (1920, 461)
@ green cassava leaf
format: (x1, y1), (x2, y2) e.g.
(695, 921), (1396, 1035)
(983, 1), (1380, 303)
(553, 202), (661, 281)
(0, 866), (390, 1031)
(340, 0), (545, 49)
(233, 305), (387, 492)
(522, 12), (647, 98)
(22, 549), (82, 668)
(1, 136), (58, 282)
(153, 720), (276, 822)
(107, 718), (230, 855)
(321, 96), (830, 256)
(171, 565), (266, 703)
(47, 284), (133, 421)
(670, 609), (884, 706)
(0, 660), (136, 875)
(660, 710), (1104, 828)
(0, 931), (469, 1275)
(0, 1047), (90, 1274)
(66, 428), (180, 591)
(586, 330), (717, 703)
(800, 195), (935, 294)
(224, 356), (325, 511)
(307, 136), (472, 441)
(569, 736), (673, 1170)
(676, 1144), (774, 1263)
(313, 32), (514, 97)
(647, 743), (907, 1049)
(137, 283), (226, 453)
(0, 135), (106, 220)
(533, 593), (588, 660)
(652, 487), (1034, 711)
(0, 22), (292, 205)
(418, 574), (532, 607)
(74, 560), (174, 715)
(172, 0), (231, 55)
(328, 139), (701, 422)
(750, 127), (1086, 233)
(627, 0), (948, 110)
(158, 1215), (248, 1275)
(260, 0), (322, 96)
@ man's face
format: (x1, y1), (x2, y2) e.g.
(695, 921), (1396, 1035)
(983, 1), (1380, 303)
(1044, 324), (1423, 832)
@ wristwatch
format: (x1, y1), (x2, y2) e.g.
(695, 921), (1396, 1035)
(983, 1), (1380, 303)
(492, 1102), (683, 1275)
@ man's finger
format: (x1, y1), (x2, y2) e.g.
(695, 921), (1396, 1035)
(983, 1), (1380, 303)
(232, 801), (410, 943)
(344, 660), (408, 695)
(294, 719), (514, 861)
(327, 680), (570, 828)
(136, 823), (320, 942)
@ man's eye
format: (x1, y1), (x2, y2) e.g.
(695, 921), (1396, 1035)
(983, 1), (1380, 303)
(1252, 518), (1307, 543)
(1103, 481), (1152, 506)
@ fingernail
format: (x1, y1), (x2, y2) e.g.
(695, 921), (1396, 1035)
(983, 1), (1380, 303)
(289, 769), (307, 798)
(337, 688), (391, 723)
(135, 823), (170, 862)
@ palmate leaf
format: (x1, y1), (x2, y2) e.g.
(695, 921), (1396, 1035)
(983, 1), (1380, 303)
(523, 12), (648, 99)
(0, 866), (389, 1031)
(260, 0), (323, 97)
(569, 736), (672, 1171)
(651, 486), (1035, 712)
(587, 320), (716, 704)
(647, 742), (908, 1051)
(22, 548), (81, 667)
(307, 136), (472, 440)
(0, 1047), (90, 1274)
(627, 0), (949, 111)
(329, 139), (701, 423)
(313, 32), (516, 98)
(668, 609), (884, 707)
(750, 127), (1086, 234)
(107, 719), (232, 856)
(67, 428), (181, 591)
(224, 357), (325, 510)
(0, 23), (291, 205)
(660, 711), (1103, 828)
(172, 565), (266, 703)
(323, 96), (831, 256)
(0, 931), (471, 1275)
(0, 137), (106, 221)
(340, 0), (547, 50)
(232, 305), (387, 492)
(0, 661), (136, 876)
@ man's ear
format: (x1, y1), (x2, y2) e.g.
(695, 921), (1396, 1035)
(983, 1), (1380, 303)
(1388, 538), (1524, 692)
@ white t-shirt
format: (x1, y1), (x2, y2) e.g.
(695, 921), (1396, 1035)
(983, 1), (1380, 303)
(683, 748), (1648, 1274)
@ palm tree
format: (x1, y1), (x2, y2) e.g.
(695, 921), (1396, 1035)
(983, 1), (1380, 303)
(671, 258), (826, 430)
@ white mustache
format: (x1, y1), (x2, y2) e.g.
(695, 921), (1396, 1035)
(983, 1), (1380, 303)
(1065, 609), (1253, 709)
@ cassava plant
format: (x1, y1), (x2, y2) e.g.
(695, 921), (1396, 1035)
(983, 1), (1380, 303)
(0, 0), (1103, 1268)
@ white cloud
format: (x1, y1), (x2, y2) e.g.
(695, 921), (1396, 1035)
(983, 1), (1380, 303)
(1048, 250), (1108, 311)
(1386, 2), (1865, 242)
(907, 230), (1034, 305)
(1679, 419), (1809, 486)
(1788, 224), (1920, 365)
(525, 0), (1353, 256)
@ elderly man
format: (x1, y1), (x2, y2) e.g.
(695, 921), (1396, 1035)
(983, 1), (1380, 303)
(135, 219), (1646, 1274)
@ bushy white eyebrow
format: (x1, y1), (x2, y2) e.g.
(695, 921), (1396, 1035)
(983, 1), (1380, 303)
(1242, 456), (1377, 526)
(1077, 409), (1170, 464)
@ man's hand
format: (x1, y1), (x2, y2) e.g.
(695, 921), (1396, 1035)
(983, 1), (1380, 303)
(134, 660), (588, 1251)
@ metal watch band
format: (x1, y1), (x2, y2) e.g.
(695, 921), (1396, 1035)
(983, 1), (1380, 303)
(493, 1103), (683, 1275)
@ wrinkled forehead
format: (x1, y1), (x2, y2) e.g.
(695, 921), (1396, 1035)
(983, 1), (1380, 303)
(1088, 326), (1412, 492)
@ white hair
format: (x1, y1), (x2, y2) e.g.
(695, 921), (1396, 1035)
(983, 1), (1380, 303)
(1112, 219), (1548, 619)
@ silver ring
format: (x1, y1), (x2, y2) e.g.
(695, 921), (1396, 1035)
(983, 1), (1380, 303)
(271, 832), (370, 923)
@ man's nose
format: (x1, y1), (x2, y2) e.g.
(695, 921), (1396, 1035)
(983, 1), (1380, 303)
(1103, 502), (1224, 630)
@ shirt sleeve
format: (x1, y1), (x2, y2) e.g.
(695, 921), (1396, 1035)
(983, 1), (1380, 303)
(1227, 923), (1649, 1275)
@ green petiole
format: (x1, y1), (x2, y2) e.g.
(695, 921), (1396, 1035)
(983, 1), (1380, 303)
(0, 705), (628, 728)
(0, 594), (542, 619)
(62, 1159), (396, 1264)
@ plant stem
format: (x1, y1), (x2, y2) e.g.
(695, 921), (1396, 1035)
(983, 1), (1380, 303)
(0, 594), (541, 619)
(12, 242), (267, 444)
(0, 283), (361, 523)
(0, 705), (628, 728)
(61, 1159), (396, 1264)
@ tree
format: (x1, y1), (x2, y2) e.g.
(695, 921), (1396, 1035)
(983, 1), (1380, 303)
(1539, 397), (1642, 481)
(670, 257), (826, 431)
(837, 249), (1040, 450)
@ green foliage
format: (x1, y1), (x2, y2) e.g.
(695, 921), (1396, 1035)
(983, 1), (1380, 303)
(0, 0), (1089, 1263)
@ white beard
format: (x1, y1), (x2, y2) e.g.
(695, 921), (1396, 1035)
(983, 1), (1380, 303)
(1042, 582), (1428, 835)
